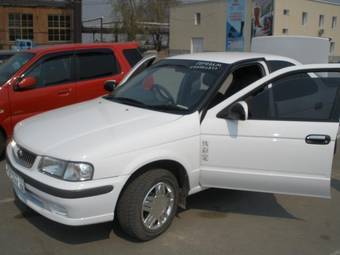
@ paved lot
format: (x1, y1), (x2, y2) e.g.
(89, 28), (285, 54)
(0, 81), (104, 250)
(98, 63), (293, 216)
(0, 145), (340, 255)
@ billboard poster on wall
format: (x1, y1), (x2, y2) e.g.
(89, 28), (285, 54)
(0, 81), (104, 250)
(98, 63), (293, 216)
(226, 0), (246, 51)
(252, 0), (274, 36)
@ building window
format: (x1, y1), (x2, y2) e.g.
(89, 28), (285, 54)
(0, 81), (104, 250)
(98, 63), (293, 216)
(283, 9), (290, 15)
(302, 12), (308, 25)
(48, 15), (71, 41)
(319, 15), (324, 29)
(330, 42), (335, 54)
(332, 16), (337, 29)
(194, 13), (201, 25)
(282, 28), (288, 34)
(8, 13), (33, 41)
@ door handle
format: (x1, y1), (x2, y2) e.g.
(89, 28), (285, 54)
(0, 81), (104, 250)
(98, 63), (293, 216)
(305, 134), (331, 145)
(57, 89), (71, 96)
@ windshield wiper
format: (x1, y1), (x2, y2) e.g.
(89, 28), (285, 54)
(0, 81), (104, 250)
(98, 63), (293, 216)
(151, 104), (188, 112)
(111, 96), (146, 107)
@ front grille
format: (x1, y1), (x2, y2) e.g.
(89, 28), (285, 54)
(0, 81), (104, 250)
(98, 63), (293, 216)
(13, 144), (37, 169)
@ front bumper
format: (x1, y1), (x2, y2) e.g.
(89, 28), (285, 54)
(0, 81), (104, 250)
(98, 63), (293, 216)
(6, 144), (128, 226)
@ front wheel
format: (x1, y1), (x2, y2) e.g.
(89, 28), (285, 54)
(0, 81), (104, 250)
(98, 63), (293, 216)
(116, 169), (179, 241)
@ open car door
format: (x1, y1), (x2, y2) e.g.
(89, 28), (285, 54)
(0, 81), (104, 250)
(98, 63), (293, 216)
(119, 55), (156, 85)
(200, 64), (340, 198)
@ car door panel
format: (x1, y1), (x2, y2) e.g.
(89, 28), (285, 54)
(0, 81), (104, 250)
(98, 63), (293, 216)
(75, 49), (125, 103)
(9, 53), (77, 128)
(200, 65), (340, 198)
(200, 119), (337, 198)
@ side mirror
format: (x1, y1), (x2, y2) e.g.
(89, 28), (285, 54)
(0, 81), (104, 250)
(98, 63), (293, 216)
(217, 101), (248, 121)
(104, 80), (116, 92)
(17, 76), (37, 90)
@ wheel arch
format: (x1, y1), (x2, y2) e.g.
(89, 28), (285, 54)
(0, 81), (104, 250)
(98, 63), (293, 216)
(118, 159), (190, 209)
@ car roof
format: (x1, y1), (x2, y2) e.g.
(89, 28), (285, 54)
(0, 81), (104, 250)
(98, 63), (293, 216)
(168, 52), (301, 65)
(27, 42), (139, 54)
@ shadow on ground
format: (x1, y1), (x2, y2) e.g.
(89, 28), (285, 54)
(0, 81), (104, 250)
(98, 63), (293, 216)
(14, 187), (298, 244)
(14, 199), (114, 244)
(184, 188), (297, 220)
(331, 178), (340, 192)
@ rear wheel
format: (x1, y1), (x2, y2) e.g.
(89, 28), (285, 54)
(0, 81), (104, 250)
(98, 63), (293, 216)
(116, 169), (179, 241)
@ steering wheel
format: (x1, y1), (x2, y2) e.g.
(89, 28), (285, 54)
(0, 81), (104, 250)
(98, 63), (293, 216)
(153, 84), (175, 105)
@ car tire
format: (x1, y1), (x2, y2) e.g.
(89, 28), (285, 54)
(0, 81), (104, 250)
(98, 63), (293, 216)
(116, 169), (179, 241)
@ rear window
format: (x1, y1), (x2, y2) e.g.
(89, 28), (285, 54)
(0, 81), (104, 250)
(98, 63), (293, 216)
(123, 48), (143, 67)
(77, 50), (120, 80)
(267, 60), (295, 73)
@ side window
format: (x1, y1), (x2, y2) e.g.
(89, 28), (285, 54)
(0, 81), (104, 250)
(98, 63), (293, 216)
(77, 51), (120, 80)
(245, 71), (340, 122)
(267, 60), (295, 73)
(26, 55), (72, 87)
(209, 64), (264, 108)
(123, 48), (143, 67)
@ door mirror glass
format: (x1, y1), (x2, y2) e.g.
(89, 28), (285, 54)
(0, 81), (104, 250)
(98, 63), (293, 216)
(217, 101), (248, 121)
(17, 76), (37, 90)
(104, 80), (117, 92)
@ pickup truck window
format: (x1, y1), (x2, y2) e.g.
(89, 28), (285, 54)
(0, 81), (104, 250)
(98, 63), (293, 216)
(0, 52), (35, 85)
(106, 59), (228, 114)
(26, 54), (72, 87)
(123, 48), (143, 67)
(77, 51), (120, 80)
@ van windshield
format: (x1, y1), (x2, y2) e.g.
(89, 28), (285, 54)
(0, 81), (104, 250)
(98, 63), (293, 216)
(0, 52), (35, 85)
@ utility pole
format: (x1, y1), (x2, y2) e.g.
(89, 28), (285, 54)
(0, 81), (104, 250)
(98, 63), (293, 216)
(83, 17), (104, 43)
(73, 0), (82, 43)
(100, 16), (103, 42)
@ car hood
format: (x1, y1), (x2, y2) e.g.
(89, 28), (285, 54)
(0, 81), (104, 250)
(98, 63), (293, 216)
(14, 98), (182, 160)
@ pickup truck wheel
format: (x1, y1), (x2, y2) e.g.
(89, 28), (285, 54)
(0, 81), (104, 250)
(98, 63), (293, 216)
(116, 169), (179, 241)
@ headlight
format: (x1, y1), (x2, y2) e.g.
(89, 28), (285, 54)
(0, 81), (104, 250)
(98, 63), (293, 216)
(38, 156), (94, 181)
(64, 162), (93, 181)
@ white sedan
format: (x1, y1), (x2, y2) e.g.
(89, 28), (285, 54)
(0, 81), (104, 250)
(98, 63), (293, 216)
(6, 52), (340, 241)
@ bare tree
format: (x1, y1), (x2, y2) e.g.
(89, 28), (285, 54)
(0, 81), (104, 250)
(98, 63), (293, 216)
(112, 0), (177, 50)
(142, 0), (176, 51)
(112, 0), (142, 41)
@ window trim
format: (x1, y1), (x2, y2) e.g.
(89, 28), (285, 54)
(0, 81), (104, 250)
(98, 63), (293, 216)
(122, 48), (143, 67)
(47, 14), (71, 42)
(332, 16), (337, 30)
(222, 68), (340, 123)
(302, 12), (308, 26)
(74, 48), (121, 82)
(199, 58), (266, 122)
(194, 13), (201, 25)
(8, 13), (34, 41)
(319, 14), (325, 29)
(18, 51), (76, 90)
(283, 9), (290, 15)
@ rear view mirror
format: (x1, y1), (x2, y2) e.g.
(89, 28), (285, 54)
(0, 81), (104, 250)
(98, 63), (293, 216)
(17, 76), (37, 90)
(217, 101), (248, 121)
(104, 80), (117, 93)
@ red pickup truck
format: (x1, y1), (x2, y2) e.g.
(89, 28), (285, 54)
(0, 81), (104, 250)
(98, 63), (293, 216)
(0, 42), (142, 154)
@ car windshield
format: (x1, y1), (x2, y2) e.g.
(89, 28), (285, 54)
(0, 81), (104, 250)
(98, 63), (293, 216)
(0, 52), (35, 85)
(105, 59), (228, 114)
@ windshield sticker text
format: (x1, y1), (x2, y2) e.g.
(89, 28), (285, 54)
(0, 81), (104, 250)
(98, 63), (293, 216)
(190, 62), (222, 71)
